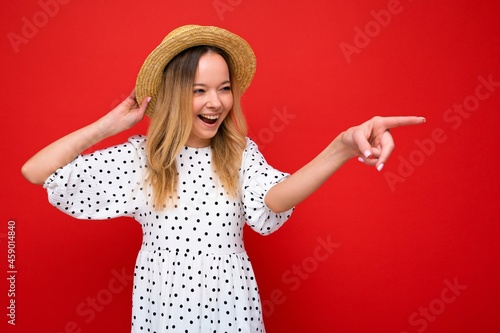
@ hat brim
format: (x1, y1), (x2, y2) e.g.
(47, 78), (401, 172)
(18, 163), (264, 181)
(135, 25), (256, 117)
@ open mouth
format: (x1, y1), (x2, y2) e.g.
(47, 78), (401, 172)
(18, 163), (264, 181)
(198, 114), (219, 125)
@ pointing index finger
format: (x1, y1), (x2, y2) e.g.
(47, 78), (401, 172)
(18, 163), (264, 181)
(383, 116), (426, 129)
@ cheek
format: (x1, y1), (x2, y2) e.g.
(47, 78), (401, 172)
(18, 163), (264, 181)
(224, 94), (234, 109)
(192, 97), (203, 113)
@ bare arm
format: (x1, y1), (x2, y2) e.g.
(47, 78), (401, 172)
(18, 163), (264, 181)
(264, 116), (426, 213)
(21, 91), (150, 185)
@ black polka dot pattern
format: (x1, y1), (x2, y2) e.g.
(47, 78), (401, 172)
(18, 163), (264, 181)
(44, 135), (293, 332)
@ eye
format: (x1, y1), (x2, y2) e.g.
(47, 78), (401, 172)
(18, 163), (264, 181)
(220, 85), (231, 92)
(193, 88), (205, 94)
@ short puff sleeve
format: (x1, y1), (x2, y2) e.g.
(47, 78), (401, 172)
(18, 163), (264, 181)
(43, 135), (148, 220)
(240, 138), (294, 235)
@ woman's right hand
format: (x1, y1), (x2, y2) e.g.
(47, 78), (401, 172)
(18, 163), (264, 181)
(96, 90), (150, 137)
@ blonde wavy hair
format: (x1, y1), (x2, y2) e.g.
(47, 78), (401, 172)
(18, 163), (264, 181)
(146, 46), (248, 209)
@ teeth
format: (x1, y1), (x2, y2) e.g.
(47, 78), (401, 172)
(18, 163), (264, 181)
(200, 115), (219, 120)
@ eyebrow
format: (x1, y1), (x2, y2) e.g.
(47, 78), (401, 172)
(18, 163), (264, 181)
(193, 80), (231, 86)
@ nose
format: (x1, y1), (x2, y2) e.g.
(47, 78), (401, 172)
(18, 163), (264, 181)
(206, 90), (221, 109)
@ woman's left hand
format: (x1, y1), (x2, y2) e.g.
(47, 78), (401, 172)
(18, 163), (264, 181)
(340, 116), (426, 171)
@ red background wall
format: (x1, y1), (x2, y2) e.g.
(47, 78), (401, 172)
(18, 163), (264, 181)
(1, 0), (499, 332)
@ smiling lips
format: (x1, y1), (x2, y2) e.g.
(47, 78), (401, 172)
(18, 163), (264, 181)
(198, 114), (219, 125)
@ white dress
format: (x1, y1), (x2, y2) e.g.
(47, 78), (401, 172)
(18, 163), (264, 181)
(44, 136), (293, 333)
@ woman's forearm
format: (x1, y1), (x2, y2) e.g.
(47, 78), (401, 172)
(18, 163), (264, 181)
(21, 120), (112, 185)
(264, 134), (351, 213)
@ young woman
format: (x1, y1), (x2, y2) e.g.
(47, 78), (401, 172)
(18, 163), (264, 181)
(22, 25), (425, 332)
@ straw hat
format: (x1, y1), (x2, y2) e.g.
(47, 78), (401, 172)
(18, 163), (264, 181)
(135, 25), (256, 117)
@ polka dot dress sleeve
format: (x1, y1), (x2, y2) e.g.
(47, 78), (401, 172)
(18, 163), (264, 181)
(43, 135), (148, 220)
(241, 138), (294, 235)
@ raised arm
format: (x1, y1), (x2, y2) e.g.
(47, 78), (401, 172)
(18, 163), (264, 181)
(21, 91), (150, 185)
(264, 116), (426, 213)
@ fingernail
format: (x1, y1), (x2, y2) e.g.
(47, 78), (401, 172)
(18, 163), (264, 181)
(421, 117), (426, 122)
(358, 157), (365, 163)
(147, 96), (152, 102)
(377, 163), (384, 172)
(363, 150), (371, 158)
